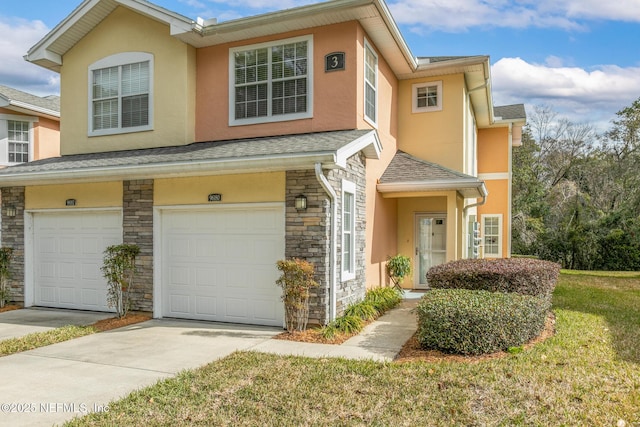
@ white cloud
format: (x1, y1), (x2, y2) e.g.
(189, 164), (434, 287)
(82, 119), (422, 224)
(0, 16), (59, 96)
(388, 0), (640, 32)
(491, 57), (640, 130)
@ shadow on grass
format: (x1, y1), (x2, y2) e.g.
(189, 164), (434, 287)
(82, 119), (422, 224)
(552, 275), (640, 364)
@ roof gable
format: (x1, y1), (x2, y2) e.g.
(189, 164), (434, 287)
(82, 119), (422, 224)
(379, 151), (487, 198)
(25, 0), (194, 72)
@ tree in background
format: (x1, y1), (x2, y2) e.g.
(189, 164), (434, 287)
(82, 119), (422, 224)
(512, 99), (640, 270)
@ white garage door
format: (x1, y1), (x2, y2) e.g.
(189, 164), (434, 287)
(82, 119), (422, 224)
(161, 205), (285, 326)
(33, 211), (122, 311)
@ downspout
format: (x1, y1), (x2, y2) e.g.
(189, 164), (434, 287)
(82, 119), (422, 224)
(463, 194), (487, 213)
(315, 162), (337, 323)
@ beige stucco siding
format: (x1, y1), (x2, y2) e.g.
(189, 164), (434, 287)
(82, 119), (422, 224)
(26, 182), (123, 209)
(60, 6), (196, 155)
(154, 173), (285, 206)
(397, 74), (466, 172)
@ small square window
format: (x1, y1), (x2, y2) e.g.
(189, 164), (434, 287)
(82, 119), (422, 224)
(412, 81), (443, 113)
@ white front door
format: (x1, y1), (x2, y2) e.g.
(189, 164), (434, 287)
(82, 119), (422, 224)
(415, 215), (447, 289)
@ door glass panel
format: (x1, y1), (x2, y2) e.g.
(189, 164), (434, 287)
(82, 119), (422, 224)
(416, 216), (446, 287)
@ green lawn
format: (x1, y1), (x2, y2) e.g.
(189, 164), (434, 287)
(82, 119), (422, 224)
(0, 325), (96, 357)
(67, 272), (640, 426)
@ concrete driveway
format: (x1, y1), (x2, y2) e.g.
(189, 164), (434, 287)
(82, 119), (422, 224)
(0, 308), (113, 341)
(0, 311), (280, 427)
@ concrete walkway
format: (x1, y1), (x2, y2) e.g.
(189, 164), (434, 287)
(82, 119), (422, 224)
(253, 298), (418, 361)
(0, 294), (420, 426)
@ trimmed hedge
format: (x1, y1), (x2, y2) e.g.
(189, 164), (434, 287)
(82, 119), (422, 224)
(416, 289), (550, 355)
(426, 258), (560, 298)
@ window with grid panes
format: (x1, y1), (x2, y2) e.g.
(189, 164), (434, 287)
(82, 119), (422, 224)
(8, 120), (29, 163)
(231, 36), (312, 125)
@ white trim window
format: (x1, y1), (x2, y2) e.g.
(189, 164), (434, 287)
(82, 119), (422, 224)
(364, 39), (378, 126)
(412, 81), (443, 113)
(229, 35), (313, 126)
(8, 120), (30, 163)
(342, 180), (356, 281)
(482, 214), (502, 258)
(88, 52), (154, 136)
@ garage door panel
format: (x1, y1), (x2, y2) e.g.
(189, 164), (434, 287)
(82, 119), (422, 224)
(196, 297), (217, 316)
(169, 294), (190, 314)
(34, 211), (121, 312)
(162, 206), (284, 326)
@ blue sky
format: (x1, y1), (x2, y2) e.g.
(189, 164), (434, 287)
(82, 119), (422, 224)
(2, 0), (640, 131)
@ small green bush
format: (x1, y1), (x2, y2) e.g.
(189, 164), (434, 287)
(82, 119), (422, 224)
(416, 289), (550, 355)
(321, 315), (364, 339)
(426, 258), (560, 298)
(276, 258), (319, 332)
(364, 286), (402, 314)
(343, 301), (378, 321)
(386, 254), (411, 289)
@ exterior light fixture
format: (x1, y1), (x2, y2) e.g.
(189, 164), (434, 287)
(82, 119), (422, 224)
(5, 206), (16, 217)
(295, 194), (307, 211)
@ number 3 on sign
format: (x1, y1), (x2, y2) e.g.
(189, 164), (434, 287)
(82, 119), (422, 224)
(325, 52), (345, 72)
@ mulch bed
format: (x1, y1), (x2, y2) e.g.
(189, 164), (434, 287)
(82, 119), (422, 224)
(91, 312), (152, 332)
(0, 305), (21, 313)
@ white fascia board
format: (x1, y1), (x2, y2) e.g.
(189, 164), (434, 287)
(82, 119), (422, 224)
(377, 180), (487, 198)
(26, 0), (194, 67)
(6, 101), (60, 120)
(335, 130), (382, 167)
(0, 152), (338, 187)
(25, 0), (100, 65)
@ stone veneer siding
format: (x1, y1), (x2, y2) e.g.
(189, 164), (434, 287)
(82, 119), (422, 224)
(327, 153), (367, 316)
(1, 187), (25, 305)
(284, 152), (367, 325)
(123, 180), (154, 312)
(285, 170), (331, 325)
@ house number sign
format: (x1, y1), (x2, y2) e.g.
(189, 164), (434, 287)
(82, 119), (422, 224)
(325, 52), (345, 72)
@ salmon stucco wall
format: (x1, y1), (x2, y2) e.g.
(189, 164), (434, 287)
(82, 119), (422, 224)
(478, 127), (509, 173)
(195, 22), (360, 142)
(478, 126), (511, 257)
(60, 6), (196, 155)
(33, 117), (60, 160)
(357, 26), (400, 288)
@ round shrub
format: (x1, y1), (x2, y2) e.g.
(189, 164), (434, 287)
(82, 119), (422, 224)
(416, 289), (551, 355)
(426, 258), (560, 298)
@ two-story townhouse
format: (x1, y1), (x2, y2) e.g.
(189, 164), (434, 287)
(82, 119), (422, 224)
(0, 0), (524, 327)
(0, 85), (60, 167)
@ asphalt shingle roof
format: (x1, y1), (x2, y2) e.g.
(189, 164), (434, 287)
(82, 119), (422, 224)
(494, 104), (526, 120)
(379, 151), (478, 184)
(0, 85), (60, 114)
(0, 129), (372, 177)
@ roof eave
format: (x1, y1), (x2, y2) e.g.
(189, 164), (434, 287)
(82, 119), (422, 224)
(3, 101), (60, 120)
(377, 180), (488, 198)
(335, 129), (381, 167)
(0, 152), (339, 187)
(25, 0), (194, 72)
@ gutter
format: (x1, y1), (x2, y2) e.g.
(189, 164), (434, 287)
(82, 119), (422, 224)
(0, 152), (338, 187)
(315, 162), (337, 323)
